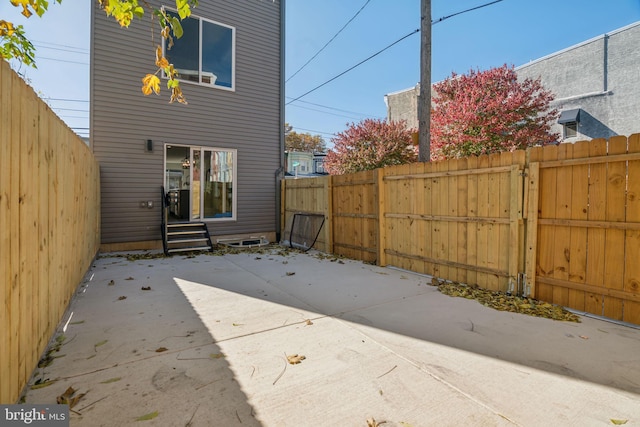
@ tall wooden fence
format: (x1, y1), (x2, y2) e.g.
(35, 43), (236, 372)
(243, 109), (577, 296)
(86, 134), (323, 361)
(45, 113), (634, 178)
(281, 135), (640, 325)
(1, 60), (101, 403)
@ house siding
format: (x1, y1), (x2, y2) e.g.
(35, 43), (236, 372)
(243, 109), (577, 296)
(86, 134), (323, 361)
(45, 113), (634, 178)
(516, 22), (640, 141)
(91, 0), (282, 244)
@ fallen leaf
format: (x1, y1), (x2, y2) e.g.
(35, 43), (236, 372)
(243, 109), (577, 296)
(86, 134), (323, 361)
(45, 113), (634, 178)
(610, 420), (628, 425)
(210, 353), (225, 359)
(286, 354), (306, 365)
(286, 272), (295, 276)
(30, 380), (56, 390)
(94, 340), (108, 349)
(579, 335), (589, 340)
(141, 286), (151, 291)
(155, 347), (168, 353)
(232, 323), (244, 327)
(125, 277), (134, 280)
(136, 411), (159, 421)
(69, 320), (85, 325)
(108, 280), (115, 286)
(56, 386), (86, 409)
(118, 296), (127, 300)
(437, 282), (581, 322)
(305, 319), (313, 326)
(367, 417), (387, 427)
(100, 377), (122, 384)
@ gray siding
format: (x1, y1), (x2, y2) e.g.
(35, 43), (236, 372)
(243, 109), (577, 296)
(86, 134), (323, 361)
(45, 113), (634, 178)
(91, 1), (282, 243)
(385, 85), (420, 130)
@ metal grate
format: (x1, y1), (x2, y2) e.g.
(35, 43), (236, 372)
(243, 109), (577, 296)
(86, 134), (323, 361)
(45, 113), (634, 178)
(283, 213), (325, 252)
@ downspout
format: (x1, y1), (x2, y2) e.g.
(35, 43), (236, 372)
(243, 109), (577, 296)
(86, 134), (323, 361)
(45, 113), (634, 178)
(603, 33), (609, 93)
(275, 0), (286, 243)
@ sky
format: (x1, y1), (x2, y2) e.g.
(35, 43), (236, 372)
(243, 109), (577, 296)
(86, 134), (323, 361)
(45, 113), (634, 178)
(3, 0), (640, 146)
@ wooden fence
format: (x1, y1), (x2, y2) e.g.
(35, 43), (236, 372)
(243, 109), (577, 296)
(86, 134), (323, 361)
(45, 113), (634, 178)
(281, 135), (640, 325)
(0, 60), (101, 403)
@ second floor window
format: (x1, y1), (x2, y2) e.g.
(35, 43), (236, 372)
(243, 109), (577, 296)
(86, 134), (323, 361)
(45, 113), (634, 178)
(164, 9), (235, 90)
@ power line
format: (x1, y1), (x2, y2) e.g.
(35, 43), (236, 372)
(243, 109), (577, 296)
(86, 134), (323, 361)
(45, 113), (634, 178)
(286, 0), (506, 106)
(38, 56), (89, 66)
(288, 103), (367, 121)
(34, 44), (89, 55)
(286, 0), (371, 83)
(432, 0), (504, 26)
(286, 28), (419, 105)
(287, 98), (378, 117)
(31, 39), (89, 53)
(291, 127), (337, 137)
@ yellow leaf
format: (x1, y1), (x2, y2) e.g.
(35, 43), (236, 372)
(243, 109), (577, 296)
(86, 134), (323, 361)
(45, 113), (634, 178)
(286, 354), (306, 364)
(10, 0), (32, 18)
(141, 74), (161, 96)
(155, 46), (169, 68)
(136, 411), (159, 421)
(610, 419), (628, 425)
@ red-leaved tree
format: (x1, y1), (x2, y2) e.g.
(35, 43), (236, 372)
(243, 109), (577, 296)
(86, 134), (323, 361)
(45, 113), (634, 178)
(430, 64), (559, 160)
(324, 119), (417, 175)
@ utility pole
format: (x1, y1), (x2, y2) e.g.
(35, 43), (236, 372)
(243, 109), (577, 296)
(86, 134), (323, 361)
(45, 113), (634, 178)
(418, 0), (431, 162)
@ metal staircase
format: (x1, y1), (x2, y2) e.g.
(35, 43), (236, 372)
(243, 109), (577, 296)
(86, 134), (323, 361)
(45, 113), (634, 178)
(161, 187), (213, 255)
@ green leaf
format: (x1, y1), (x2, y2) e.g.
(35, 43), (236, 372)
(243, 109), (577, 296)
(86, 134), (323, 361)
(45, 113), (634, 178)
(611, 420), (628, 426)
(136, 411), (159, 421)
(133, 6), (144, 19)
(30, 380), (56, 390)
(170, 17), (183, 39)
(100, 377), (122, 384)
(94, 339), (108, 348)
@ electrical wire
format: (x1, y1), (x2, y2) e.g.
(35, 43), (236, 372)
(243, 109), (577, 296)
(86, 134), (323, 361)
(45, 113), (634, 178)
(286, 0), (507, 106)
(291, 127), (336, 137)
(287, 98), (377, 117)
(286, 0), (371, 83)
(432, 0), (504, 26)
(286, 28), (419, 106)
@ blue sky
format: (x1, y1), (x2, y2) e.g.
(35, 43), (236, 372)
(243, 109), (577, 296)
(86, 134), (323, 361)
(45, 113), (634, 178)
(4, 0), (640, 145)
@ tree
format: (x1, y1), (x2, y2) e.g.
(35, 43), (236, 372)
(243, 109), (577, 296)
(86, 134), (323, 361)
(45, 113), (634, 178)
(324, 118), (417, 175)
(285, 123), (326, 153)
(430, 64), (559, 160)
(1, 0), (199, 103)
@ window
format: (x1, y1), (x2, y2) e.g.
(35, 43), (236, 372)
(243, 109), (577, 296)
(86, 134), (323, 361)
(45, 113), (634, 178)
(163, 9), (235, 90)
(563, 122), (577, 139)
(558, 108), (581, 140)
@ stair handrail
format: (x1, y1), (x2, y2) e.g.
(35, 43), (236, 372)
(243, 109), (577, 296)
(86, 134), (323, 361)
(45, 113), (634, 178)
(160, 186), (169, 255)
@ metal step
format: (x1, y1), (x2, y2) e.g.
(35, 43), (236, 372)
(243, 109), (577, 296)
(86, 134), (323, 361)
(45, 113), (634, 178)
(162, 220), (213, 255)
(167, 237), (209, 244)
(167, 246), (212, 253)
(167, 230), (207, 236)
(168, 222), (206, 228)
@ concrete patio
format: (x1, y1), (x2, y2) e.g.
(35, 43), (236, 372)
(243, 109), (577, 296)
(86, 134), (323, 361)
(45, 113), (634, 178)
(24, 247), (640, 426)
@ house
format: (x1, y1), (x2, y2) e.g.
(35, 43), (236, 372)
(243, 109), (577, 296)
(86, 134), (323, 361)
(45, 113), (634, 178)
(90, 1), (284, 251)
(516, 21), (640, 142)
(284, 151), (328, 177)
(385, 21), (640, 143)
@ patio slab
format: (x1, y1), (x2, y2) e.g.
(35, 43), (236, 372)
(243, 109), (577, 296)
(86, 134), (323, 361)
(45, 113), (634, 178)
(23, 248), (640, 426)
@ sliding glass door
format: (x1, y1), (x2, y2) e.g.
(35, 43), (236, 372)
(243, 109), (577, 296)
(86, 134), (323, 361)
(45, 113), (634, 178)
(165, 145), (236, 222)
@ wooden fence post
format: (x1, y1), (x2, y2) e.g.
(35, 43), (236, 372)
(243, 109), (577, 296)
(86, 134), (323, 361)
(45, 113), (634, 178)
(509, 165), (523, 294)
(326, 176), (334, 254)
(376, 168), (387, 266)
(524, 162), (540, 297)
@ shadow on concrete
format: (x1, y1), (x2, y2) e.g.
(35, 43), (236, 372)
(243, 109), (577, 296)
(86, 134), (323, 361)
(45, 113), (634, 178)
(23, 255), (262, 426)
